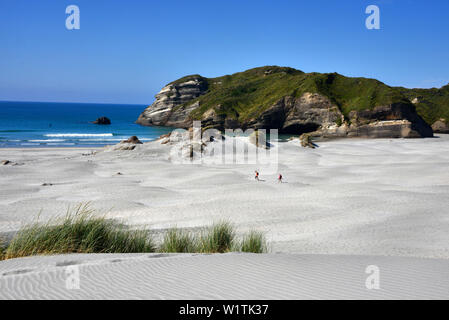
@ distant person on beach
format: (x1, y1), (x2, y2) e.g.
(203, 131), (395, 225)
(255, 170), (259, 181)
(278, 173), (283, 183)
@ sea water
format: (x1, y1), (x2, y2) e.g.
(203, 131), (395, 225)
(0, 101), (173, 148)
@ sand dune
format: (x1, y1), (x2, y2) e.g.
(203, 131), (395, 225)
(1, 253), (448, 299)
(2, 136), (449, 258)
(2, 136), (449, 299)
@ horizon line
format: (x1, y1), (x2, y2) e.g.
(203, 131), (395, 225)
(0, 100), (149, 106)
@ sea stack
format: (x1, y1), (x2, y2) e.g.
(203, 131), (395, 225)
(92, 117), (111, 125)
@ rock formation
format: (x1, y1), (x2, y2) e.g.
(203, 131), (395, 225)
(1, 160), (22, 166)
(432, 119), (449, 133)
(106, 136), (143, 151)
(121, 136), (143, 144)
(136, 76), (208, 128)
(248, 130), (270, 149)
(137, 67), (435, 140)
(92, 117), (111, 125)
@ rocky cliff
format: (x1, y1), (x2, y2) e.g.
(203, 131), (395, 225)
(137, 66), (439, 139)
(137, 76), (208, 128)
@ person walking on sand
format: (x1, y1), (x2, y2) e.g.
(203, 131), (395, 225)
(278, 173), (283, 183)
(255, 170), (260, 181)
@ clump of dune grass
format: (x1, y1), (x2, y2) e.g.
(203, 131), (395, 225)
(1, 204), (270, 260)
(199, 221), (235, 253)
(0, 237), (5, 261)
(4, 204), (155, 260)
(159, 228), (198, 253)
(239, 231), (268, 253)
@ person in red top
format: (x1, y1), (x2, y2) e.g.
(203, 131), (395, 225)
(278, 173), (283, 183)
(255, 170), (259, 181)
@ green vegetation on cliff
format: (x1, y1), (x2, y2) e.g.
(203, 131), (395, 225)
(173, 66), (448, 125)
(398, 84), (449, 124)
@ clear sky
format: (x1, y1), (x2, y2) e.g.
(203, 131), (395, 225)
(0, 0), (448, 104)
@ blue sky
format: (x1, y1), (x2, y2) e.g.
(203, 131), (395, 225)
(0, 0), (448, 104)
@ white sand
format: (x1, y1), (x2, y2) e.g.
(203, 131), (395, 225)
(1, 135), (449, 299)
(1, 253), (449, 299)
(2, 135), (449, 258)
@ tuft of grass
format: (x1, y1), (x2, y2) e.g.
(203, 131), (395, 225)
(0, 237), (5, 261)
(199, 221), (235, 253)
(159, 228), (197, 253)
(240, 231), (268, 253)
(1, 204), (270, 260)
(4, 204), (155, 260)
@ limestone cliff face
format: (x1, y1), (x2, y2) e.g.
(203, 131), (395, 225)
(248, 94), (433, 138)
(137, 79), (433, 139)
(245, 93), (344, 134)
(432, 119), (449, 133)
(136, 76), (208, 127)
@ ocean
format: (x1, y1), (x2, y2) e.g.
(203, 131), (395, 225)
(0, 101), (173, 148)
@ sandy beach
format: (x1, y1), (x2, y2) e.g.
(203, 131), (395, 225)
(2, 135), (449, 299)
(2, 135), (449, 258)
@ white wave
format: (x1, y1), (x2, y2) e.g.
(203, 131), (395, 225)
(47, 143), (75, 146)
(78, 138), (123, 142)
(29, 139), (66, 143)
(77, 142), (117, 145)
(45, 133), (114, 138)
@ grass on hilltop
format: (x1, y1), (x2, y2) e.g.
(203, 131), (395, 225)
(1, 207), (268, 260)
(173, 66), (417, 122)
(166, 66), (449, 126)
(398, 84), (449, 125)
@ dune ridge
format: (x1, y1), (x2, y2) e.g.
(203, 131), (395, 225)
(1, 253), (448, 299)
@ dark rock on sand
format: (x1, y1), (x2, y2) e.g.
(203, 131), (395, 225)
(121, 136), (143, 144)
(299, 133), (318, 149)
(106, 136), (143, 151)
(1, 160), (22, 166)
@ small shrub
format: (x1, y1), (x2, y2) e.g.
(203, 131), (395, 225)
(240, 231), (268, 253)
(159, 228), (197, 253)
(335, 117), (343, 127)
(199, 221), (235, 253)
